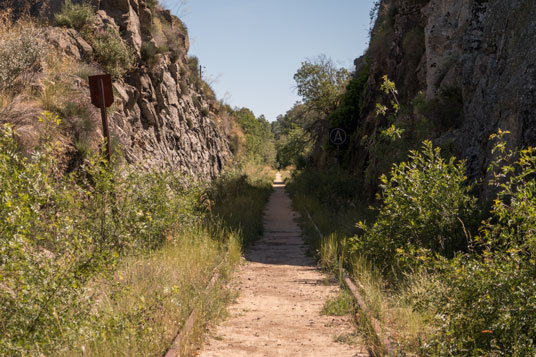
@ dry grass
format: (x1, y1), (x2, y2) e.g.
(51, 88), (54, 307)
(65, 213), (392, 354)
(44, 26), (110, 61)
(243, 162), (276, 183)
(62, 227), (242, 356)
(317, 231), (438, 354)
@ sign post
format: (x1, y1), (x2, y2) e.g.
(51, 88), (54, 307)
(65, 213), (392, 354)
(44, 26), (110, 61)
(88, 74), (114, 163)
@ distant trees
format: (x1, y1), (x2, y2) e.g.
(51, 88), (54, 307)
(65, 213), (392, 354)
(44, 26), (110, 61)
(273, 55), (351, 168)
(232, 108), (276, 166)
(272, 104), (315, 168)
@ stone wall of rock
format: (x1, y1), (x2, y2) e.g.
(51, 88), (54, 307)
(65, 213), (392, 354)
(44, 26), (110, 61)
(42, 0), (231, 179)
(352, 0), (536, 193)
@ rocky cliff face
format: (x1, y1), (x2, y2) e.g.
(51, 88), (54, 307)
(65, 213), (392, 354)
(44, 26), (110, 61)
(350, 0), (536, 193)
(423, 0), (536, 180)
(5, 0), (231, 179)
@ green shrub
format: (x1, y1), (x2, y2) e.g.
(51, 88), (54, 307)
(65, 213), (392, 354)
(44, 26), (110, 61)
(427, 253), (536, 356)
(401, 26), (425, 67)
(428, 135), (536, 356)
(329, 61), (369, 136)
(352, 141), (477, 271)
(188, 55), (199, 76)
(186, 116), (194, 129)
(54, 0), (95, 30)
(322, 289), (356, 316)
(0, 116), (203, 353)
(60, 95), (99, 142)
(179, 79), (188, 94)
(207, 171), (272, 247)
(141, 41), (169, 65)
(87, 27), (136, 78)
(0, 18), (44, 89)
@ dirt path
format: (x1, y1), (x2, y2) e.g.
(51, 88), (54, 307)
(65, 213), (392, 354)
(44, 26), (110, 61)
(199, 173), (368, 357)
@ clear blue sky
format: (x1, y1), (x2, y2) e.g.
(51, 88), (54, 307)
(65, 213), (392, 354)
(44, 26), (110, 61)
(161, 0), (375, 122)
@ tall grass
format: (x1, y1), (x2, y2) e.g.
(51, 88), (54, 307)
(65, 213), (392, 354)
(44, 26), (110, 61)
(208, 163), (273, 248)
(0, 119), (272, 355)
(62, 228), (242, 356)
(287, 167), (435, 353)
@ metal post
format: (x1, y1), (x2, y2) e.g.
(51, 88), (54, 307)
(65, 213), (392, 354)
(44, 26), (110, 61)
(98, 78), (112, 163)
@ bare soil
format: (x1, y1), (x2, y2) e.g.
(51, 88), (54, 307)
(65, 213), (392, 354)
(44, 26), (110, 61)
(199, 173), (368, 356)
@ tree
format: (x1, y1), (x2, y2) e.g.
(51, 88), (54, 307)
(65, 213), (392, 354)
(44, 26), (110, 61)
(272, 103), (316, 168)
(233, 108), (275, 166)
(293, 55), (351, 116)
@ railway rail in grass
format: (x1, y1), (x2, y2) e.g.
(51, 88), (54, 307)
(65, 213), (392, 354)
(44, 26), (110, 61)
(304, 208), (392, 356)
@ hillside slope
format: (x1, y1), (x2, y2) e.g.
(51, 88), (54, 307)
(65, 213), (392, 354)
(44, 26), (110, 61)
(0, 0), (231, 178)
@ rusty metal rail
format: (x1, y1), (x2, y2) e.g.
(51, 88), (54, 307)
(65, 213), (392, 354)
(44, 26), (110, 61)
(304, 209), (392, 355)
(164, 258), (226, 357)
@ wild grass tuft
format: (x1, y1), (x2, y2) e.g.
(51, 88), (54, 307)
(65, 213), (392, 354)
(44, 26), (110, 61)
(0, 13), (44, 90)
(322, 289), (356, 316)
(54, 0), (95, 31)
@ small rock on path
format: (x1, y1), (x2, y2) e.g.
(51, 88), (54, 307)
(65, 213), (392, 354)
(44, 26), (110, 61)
(199, 173), (368, 357)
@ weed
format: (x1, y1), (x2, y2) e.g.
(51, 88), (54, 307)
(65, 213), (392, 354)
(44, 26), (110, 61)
(0, 116), (270, 354)
(141, 41), (169, 66)
(322, 290), (356, 316)
(186, 116), (193, 129)
(0, 14), (44, 90)
(86, 27), (136, 78)
(54, 0), (95, 31)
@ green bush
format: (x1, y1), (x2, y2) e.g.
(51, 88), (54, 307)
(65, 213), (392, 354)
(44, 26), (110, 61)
(0, 19), (44, 89)
(207, 170), (272, 247)
(141, 42), (169, 66)
(0, 117), (202, 354)
(403, 134), (536, 354)
(233, 108), (276, 166)
(87, 27), (136, 78)
(351, 141), (477, 271)
(329, 61), (369, 135)
(54, 0), (95, 31)
(427, 253), (536, 356)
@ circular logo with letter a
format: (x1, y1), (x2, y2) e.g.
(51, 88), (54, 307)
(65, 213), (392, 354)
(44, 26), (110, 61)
(329, 128), (347, 146)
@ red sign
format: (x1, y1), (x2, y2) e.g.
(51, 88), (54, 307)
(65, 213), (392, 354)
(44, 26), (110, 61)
(88, 74), (114, 108)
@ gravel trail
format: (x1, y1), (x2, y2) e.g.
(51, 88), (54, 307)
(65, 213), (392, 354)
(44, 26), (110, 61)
(199, 173), (368, 357)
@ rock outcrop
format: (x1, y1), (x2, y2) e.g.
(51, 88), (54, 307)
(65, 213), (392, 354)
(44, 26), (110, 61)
(8, 0), (231, 179)
(347, 0), (536, 195)
(421, 0), (536, 181)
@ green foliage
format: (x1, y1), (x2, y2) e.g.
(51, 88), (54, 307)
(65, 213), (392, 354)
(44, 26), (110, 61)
(401, 27), (425, 67)
(426, 133), (536, 355)
(329, 62), (369, 135)
(54, 0), (95, 31)
(86, 27), (136, 78)
(322, 289), (356, 316)
(427, 253), (536, 355)
(141, 42), (169, 65)
(352, 141), (477, 270)
(233, 108), (276, 166)
(0, 17), (44, 90)
(414, 87), (464, 134)
(206, 166), (273, 247)
(273, 103), (318, 168)
(483, 133), (536, 256)
(0, 116), (204, 354)
(59, 95), (99, 143)
(294, 55), (351, 116)
(286, 167), (371, 256)
(188, 55), (200, 76)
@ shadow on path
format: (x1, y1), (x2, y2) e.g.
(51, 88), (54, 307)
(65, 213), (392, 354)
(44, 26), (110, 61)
(244, 184), (313, 267)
